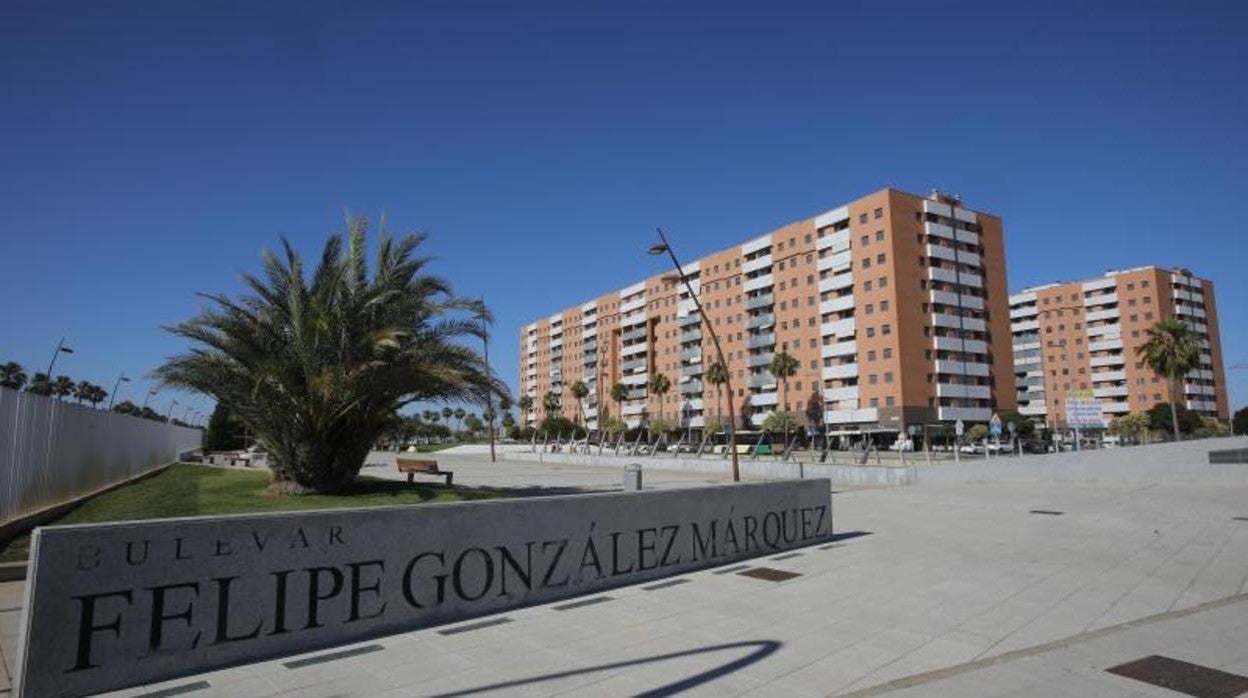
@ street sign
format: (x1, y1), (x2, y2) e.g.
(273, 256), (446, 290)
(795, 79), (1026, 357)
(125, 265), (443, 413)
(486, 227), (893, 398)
(989, 412), (1002, 437)
(955, 419), (965, 436)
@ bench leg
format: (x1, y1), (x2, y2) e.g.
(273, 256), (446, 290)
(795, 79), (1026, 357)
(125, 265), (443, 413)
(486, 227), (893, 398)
(407, 473), (413, 484)
(444, 473), (453, 486)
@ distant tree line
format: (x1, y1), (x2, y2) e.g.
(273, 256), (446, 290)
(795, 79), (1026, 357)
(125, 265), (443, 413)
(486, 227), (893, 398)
(0, 360), (190, 426)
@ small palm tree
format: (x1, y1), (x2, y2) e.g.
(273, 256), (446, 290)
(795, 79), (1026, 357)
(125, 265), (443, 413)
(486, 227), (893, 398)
(705, 361), (728, 433)
(648, 372), (671, 424)
(610, 382), (628, 417)
(454, 406), (466, 432)
(156, 215), (500, 493)
(0, 361), (27, 390)
(498, 394), (512, 417)
(51, 375), (75, 401)
(74, 380), (93, 405)
(87, 384), (108, 408)
(542, 390), (560, 418)
(1137, 318), (1201, 442)
(518, 395), (533, 425)
(442, 406), (454, 426)
(771, 351), (800, 447)
(26, 372), (51, 395)
(569, 379), (589, 424)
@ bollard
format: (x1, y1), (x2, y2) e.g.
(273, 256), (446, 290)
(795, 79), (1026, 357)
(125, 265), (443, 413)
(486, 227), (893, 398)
(623, 463), (643, 491)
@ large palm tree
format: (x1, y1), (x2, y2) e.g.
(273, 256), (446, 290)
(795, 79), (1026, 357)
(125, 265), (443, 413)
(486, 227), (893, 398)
(1136, 318), (1201, 442)
(648, 372), (671, 425)
(705, 361), (728, 433)
(156, 215), (502, 493)
(453, 406), (466, 432)
(569, 379), (589, 424)
(51, 375), (75, 401)
(0, 362), (27, 390)
(74, 380), (94, 405)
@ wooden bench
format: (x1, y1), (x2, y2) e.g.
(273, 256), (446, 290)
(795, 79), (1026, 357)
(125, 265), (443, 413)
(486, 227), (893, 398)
(396, 457), (453, 485)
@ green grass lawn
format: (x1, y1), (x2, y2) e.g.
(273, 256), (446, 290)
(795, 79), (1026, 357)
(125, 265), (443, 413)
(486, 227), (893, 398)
(0, 463), (505, 563)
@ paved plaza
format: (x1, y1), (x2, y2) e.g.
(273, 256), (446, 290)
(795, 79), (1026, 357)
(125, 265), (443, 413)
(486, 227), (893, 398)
(4, 451), (1248, 697)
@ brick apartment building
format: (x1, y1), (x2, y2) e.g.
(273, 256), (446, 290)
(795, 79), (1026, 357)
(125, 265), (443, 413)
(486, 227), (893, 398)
(518, 188), (1016, 437)
(1010, 267), (1228, 427)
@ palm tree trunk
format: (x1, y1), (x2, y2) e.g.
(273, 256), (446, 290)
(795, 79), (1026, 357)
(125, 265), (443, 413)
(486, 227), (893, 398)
(1170, 379), (1181, 441)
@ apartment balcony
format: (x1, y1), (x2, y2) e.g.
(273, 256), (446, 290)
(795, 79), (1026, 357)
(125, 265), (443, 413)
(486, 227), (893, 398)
(926, 244), (982, 268)
(620, 356), (646, 373)
(935, 360), (991, 377)
(680, 326), (702, 342)
(741, 254), (773, 274)
(1091, 370), (1127, 382)
(620, 341), (648, 357)
(747, 351), (775, 368)
(934, 336), (988, 354)
(822, 363), (859, 380)
(927, 266), (983, 289)
(621, 402), (646, 416)
(1009, 304), (1039, 320)
(817, 228), (851, 251)
(924, 221), (956, 241)
(619, 296), (645, 314)
(1083, 292), (1118, 307)
(746, 312), (775, 330)
(620, 372), (647, 386)
(1186, 399), (1217, 412)
(743, 273), (775, 293)
(677, 298), (699, 316)
(680, 363), (704, 378)
(1085, 308), (1119, 323)
(1089, 355), (1125, 368)
(680, 346), (702, 361)
(825, 407), (878, 424)
(1093, 386), (1129, 398)
(820, 295), (855, 314)
(823, 386), (859, 402)
(821, 317), (855, 338)
(746, 332), (776, 349)
(1185, 383), (1216, 396)
(932, 289), (985, 311)
(932, 313), (987, 332)
(818, 272), (854, 293)
(745, 293), (775, 310)
(1089, 338), (1124, 352)
(821, 340), (857, 358)
(681, 379), (704, 395)
(935, 383), (992, 400)
(621, 326), (647, 343)
(1019, 404), (1049, 417)
(817, 250), (852, 273)
(1012, 318), (1040, 333)
(937, 406), (992, 422)
(1103, 401), (1131, 414)
(749, 372), (776, 389)
(751, 391), (779, 407)
(678, 311), (702, 327)
(1014, 354), (1041, 366)
(582, 326), (597, 339)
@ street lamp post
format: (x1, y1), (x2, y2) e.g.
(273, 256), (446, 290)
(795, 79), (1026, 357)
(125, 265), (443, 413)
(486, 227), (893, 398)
(46, 337), (74, 380)
(143, 388), (158, 409)
(166, 399), (179, 422)
(649, 228), (740, 482)
(107, 372), (131, 410)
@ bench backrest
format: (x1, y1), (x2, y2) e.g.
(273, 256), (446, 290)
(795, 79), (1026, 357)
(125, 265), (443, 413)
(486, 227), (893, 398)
(396, 458), (439, 472)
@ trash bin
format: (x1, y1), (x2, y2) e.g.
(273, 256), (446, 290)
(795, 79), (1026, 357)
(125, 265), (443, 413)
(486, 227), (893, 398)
(624, 463), (643, 491)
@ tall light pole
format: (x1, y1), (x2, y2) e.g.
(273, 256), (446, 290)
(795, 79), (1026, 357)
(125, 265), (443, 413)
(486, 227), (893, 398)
(475, 297), (496, 463)
(166, 399), (179, 422)
(143, 388), (158, 409)
(107, 372), (131, 410)
(46, 337), (74, 379)
(649, 228), (740, 482)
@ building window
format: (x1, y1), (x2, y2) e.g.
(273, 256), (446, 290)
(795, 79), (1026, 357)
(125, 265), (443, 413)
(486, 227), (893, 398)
(880, 300), (890, 312)
(866, 327), (876, 337)
(875, 230), (885, 241)
(869, 374), (878, 384)
(861, 235), (869, 246)
(862, 258), (872, 269)
(877, 253), (886, 264)
(884, 372), (894, 383)
(882, 324), (891, 335)
(885, 396), (895, 406)
(873, 207), (883, 219)
(878, 277), (888, 288)
(884, 348), (893, 359)
(867, 350), (876, 361)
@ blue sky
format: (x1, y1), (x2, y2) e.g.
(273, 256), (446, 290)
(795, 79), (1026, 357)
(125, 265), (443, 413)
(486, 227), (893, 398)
(2, 0), (1245, 417)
